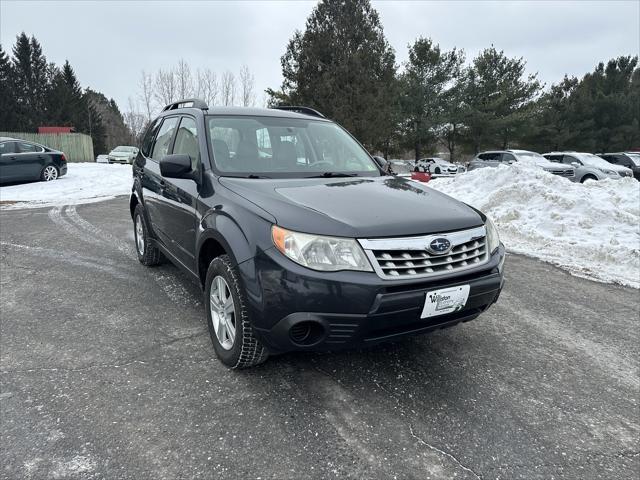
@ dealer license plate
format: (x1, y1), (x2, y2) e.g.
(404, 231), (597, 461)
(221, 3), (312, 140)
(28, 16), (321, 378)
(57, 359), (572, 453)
(420, 285), (470, 319)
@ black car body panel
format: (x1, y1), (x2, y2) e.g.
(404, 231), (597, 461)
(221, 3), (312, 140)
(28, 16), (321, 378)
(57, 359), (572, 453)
(219, 176), (483, 237)
(599, 153), (640, 180)
(0, 138), (67, 184)
(131, 104), (504, 355)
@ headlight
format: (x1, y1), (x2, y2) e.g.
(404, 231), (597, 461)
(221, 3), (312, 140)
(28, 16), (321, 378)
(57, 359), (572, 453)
(272, 226), (372, 272)
(599, 168), (615, 175)
(485, 217), (500, 254)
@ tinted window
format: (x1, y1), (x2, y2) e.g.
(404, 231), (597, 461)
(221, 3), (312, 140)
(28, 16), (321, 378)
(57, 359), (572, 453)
(18, 142), (43, 153)
(208, 116), (378, 178)
(0, 142), (17, 155)
(141, 119), (161, 157)
(563, 155), (581, 165)
(172, 117), (200, 170)
(478, 153), (500, 161)
(151, 117), (179, 161)
(501, 153), (516, 162)
(545, 155), (562, 162)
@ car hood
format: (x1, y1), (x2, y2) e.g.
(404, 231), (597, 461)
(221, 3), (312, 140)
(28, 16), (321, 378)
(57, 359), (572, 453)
(219, 175), (484, 238)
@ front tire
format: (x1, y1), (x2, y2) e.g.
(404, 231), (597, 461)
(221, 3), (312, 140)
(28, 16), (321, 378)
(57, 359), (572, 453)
(580, 174), (597, 183)
(133, 204), (162, 266)
(41, 165), (58, 181)
(205, 255), (268, 369)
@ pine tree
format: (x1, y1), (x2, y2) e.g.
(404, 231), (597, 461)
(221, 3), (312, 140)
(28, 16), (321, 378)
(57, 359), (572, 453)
(267, 0), (397, 150)
(0, 44), (16, 130)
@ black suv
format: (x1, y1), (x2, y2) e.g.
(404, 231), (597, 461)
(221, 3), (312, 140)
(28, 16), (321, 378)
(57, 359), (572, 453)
(598, 152), (640, 180)
(130, 100), (505, 368)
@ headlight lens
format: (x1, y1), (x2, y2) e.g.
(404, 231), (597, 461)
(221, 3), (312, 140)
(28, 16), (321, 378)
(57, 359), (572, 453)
(272, 226), (372, 272)
(485, 217), (500, 254)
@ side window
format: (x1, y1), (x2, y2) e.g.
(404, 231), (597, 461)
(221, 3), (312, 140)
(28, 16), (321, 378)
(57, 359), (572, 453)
(546, 155), (562, 162)
(603, 155), (617, 164)
(172, 117), (200, 170)
(151, 117), (179, 161)
(618, 156), (632, 167)
(18, 142), (43, 153)
(0, 142), (17, 155)
(141, 118), (161, 157)
(501, 153), (516, 162)
(563, 155), (581, 165)
(479, 153), (499, 161)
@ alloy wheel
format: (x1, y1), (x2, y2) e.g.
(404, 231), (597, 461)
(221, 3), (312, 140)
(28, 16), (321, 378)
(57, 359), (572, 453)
(210, 275), (236, 350)
(135, 214), (145, 255)
(43, 166), (58, 181)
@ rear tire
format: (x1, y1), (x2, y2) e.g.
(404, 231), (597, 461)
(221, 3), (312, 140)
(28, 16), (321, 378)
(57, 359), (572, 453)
(41, 165), (58, 181)
(434, 167), (441, 174)
(133, 204), (162, 266)
(205, 255), (268, 369)
(580, 174), (597, 183)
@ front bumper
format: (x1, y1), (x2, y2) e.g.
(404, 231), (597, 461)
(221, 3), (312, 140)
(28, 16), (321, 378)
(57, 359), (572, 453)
(241, 244), (506, 353)
(108, 157), (131, 164)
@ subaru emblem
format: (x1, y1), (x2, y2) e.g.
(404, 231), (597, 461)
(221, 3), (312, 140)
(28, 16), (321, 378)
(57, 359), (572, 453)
(428, 238), (451, 255)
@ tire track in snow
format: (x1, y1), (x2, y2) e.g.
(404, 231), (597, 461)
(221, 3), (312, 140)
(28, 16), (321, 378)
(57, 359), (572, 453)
(47, 206), (101, 246)
(62, 205), (200, 307)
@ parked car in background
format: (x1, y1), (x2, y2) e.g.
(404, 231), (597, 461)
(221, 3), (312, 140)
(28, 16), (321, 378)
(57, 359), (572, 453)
(598, 152), (640, 180)
(388, 159), (414, 177)
(0, 137), (67, 184)
(96, 154), (109, 163)
(416, 157), (460, 175)
(543, 152), (628, 182)
(130, 100), (505, 368)
(468, 150), (575, 179)
(108, 146), (138, 164)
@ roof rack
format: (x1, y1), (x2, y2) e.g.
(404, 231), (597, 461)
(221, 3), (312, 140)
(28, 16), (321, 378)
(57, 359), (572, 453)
(271, 106), (325, 118)
(162, 98), (209, 112)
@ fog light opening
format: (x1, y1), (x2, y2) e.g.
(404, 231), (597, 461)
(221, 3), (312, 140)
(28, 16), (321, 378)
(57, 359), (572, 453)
(289, 321), (325, 346)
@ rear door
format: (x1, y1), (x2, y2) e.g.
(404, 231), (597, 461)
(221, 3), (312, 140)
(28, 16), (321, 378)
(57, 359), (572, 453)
(16, 142), (46, 179)
(157, 115), (201, 268)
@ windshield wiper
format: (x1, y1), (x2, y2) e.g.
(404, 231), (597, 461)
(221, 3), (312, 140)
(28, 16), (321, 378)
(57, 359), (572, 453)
(246, 174), (271, 179)
(307, 172), (359, 178)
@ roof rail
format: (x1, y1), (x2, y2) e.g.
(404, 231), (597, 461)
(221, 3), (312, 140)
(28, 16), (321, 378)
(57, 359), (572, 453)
(272, 105), (325, 118)
(162, 98), (209, 112)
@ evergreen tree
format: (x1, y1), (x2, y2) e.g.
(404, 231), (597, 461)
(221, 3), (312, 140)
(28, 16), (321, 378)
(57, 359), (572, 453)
(267, 0), (397, 150)
(401, 38), (464, 160)
(0, 44), (15, 130)
(462, 47), (541, 152)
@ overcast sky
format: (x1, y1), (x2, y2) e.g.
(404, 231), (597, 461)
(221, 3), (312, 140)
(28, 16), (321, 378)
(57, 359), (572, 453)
(2, 0), (639, 112)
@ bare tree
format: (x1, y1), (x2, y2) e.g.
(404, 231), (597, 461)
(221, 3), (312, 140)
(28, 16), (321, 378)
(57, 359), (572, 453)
(124, 97), (147, 143)
(221, 70), (236, 106)
(154, 68), (177, 107)
(175, 59), (194, 99)
(196, 68), (218, 107)
(138, 70), (154, 122)
(239, 64), (255, 107)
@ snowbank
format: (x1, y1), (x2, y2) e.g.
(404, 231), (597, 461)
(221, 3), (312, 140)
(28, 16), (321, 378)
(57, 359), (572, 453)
(429, 164), (640, 288)
(0, 163), (132, 209)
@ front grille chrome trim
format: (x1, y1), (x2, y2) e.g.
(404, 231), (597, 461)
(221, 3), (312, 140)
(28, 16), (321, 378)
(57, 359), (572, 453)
(359, 226), (489, 280)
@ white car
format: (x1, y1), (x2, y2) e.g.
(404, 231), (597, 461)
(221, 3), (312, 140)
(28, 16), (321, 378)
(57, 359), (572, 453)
(416, 157), (460, 175)
(468, 149), (575, 179)
(108, 146), (138, 164)
(96, 154), (109, 163)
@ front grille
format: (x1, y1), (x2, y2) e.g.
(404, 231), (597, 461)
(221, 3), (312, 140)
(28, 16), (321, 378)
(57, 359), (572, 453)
(548, 168), (574, 177)
(359, 226), (488, 280)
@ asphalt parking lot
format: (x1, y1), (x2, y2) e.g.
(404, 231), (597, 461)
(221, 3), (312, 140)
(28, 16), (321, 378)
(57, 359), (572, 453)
(1, 197), (638, 479)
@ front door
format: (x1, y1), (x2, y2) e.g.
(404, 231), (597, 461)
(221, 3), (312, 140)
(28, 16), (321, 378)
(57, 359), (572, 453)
(157, 116), (201, 269)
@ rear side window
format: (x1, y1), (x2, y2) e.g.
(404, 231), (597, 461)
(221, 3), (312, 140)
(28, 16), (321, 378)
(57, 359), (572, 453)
(141, 118), (161, 157)
(18, 142), (43, 153)
(478, 153), (500, 161)
(151, 117), (180, 161)
(0, 142), (17, 155)
(501, 153), (516, 162)
(563, 155), (581, 165)
(172, 117), (200, 170)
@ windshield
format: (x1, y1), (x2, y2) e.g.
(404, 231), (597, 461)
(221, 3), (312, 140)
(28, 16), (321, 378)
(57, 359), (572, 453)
(113, 146), (136, 152)
(576, 153), (615, 169)
(626, 153), (640, 166)
(207, 116), (379, 178)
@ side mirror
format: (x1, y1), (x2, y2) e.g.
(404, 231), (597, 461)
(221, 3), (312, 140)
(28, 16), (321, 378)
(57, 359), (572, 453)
(160, 154), (194, 180)
(571, 162), (580, 168)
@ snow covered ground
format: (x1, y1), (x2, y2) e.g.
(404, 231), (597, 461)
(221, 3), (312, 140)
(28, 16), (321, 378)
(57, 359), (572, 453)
(429, 164), (640, 288)
(0, 163), (132, 209)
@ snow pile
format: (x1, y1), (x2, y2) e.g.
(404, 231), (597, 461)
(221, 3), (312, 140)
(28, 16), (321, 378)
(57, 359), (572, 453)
(429, 163), (640, 288)
(0, 163), (132, 209)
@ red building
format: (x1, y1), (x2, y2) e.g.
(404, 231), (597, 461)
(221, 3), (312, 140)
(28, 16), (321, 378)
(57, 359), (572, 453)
(38, 126), (75, 134)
